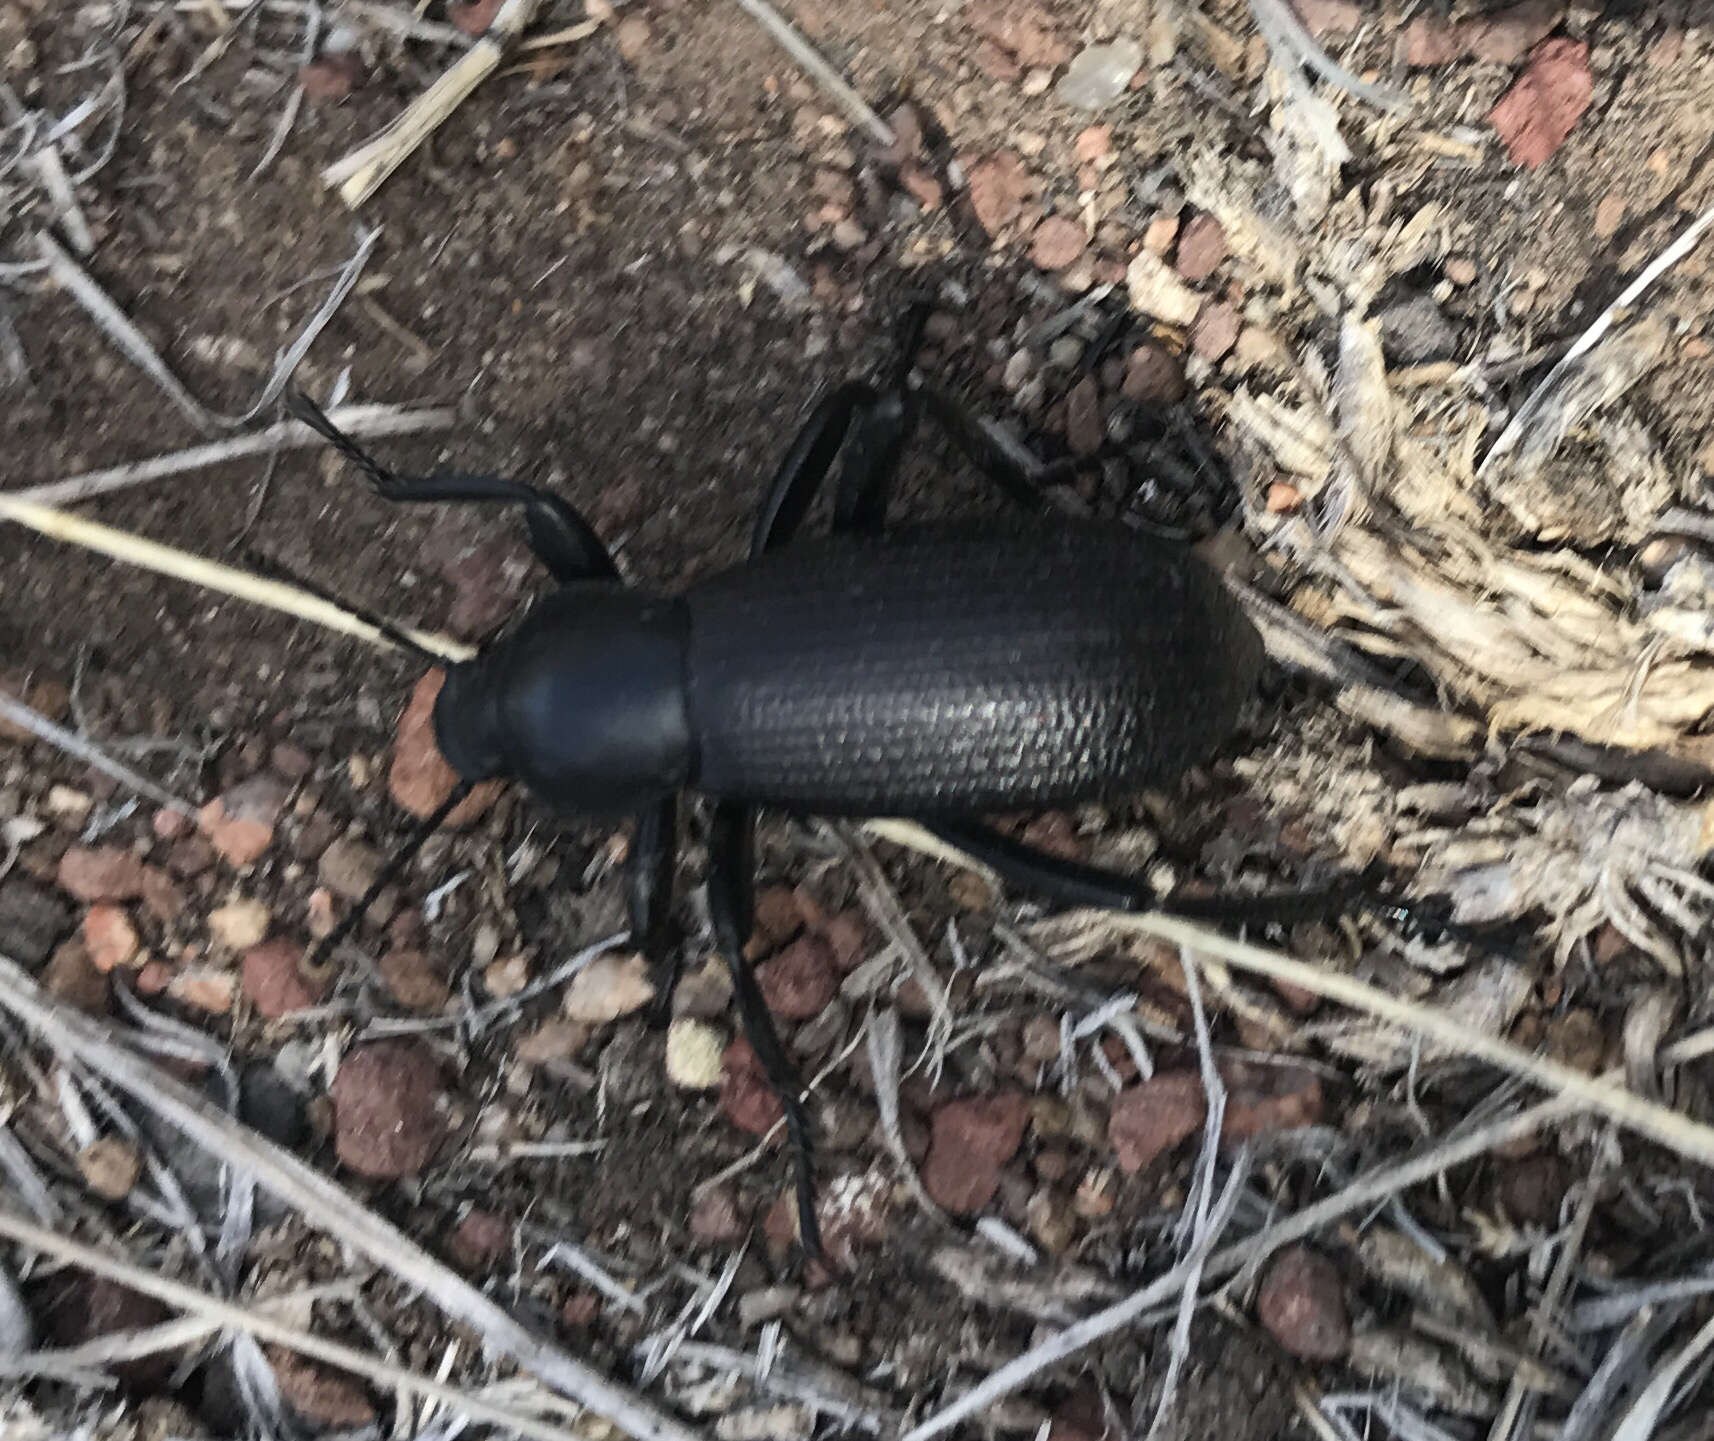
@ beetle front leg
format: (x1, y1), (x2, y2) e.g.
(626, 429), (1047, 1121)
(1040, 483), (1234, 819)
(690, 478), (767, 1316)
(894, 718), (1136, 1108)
(629, 796), (682, 1022)
(286, 390), (618, 585)
(706, 800), (825, 1263)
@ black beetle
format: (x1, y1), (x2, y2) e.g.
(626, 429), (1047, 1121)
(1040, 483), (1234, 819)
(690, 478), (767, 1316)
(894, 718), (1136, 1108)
(287, 308), (1356, 1259)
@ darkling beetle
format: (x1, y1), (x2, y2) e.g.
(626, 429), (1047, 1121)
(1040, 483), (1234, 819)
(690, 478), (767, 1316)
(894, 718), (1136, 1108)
(287, 306), (1403, 1261)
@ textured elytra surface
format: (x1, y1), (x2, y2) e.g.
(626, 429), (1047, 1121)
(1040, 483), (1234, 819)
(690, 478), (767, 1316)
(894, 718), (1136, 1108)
(682, 520), (1263, 814)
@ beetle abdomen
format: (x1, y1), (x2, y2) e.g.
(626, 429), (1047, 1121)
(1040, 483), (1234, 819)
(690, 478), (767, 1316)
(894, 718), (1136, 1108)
(682, 520), (1263, 815)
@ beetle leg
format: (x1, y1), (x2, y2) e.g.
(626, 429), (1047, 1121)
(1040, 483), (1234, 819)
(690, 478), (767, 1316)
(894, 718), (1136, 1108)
(630, 796), (682, 1024)
(706, 800), (825, 1263)
(923, 819), (1387, 929)
(913, 386), (1049, 512)
(285, 389), (618, 584)
(750, 382), (877, 554)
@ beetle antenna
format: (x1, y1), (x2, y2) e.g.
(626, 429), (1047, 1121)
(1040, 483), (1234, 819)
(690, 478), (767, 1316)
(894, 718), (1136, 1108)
(242, 550), (447, 667)
(285, 387), (404, 495)
(305, 780), (475, 971)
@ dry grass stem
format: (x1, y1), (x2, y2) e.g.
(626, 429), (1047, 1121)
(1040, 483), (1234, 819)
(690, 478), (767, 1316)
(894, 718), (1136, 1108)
(0, 493), (475, 662)
(15, 403), (456, 507)
(35, 227), (378, 432)
(0, 687), (198, 816)
(0, 954), (702, 1441)
(323, 0), (550, 207)
(0, 1210), (601, 1441)
(729, 0), (894, 148)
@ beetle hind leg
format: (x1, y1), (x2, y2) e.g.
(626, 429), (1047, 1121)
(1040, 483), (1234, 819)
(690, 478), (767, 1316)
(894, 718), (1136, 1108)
(706, 801), (825, 1263)
(923, 819), (1446, 934)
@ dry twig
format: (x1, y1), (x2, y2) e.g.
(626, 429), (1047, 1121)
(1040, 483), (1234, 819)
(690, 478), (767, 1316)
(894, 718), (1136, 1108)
(0, 954), (704, 1441)
(323, 0), (549, 207)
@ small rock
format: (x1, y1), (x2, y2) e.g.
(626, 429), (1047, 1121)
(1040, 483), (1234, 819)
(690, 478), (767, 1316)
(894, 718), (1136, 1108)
(388, 670), (500, 823)
(1191, 301), (1241, 363)
(1257, 1246), (1350, 1361)
(82, 905), (140, 973)
(1594, 191), (1627, 239)
(615, 14), (651, 62)
(1020, 1014), (1061, 1066)
(239, 1062), (310, 1148)
(1376, 294), (1460, 365)
(270, 742), (314, 780)
(1403, 17), (1467, 66)
(561, 1290), (601, 1328)
(970, 3), (1071, 68)
(1489, 37), (1590, 169)
(152, 807), (188, 840)
(447, 1209), (511, 1271)
(1174, 213), (1228, 282)
(483, 953), (530, 998)
(377, 948), (450, 1012)
(1030, 215), (1087, 271)
(45, 938), (108, 1013)
(1126, 250), (1202, 327)
(689, 1183), (745, 1244)
(447, 0), (501, 36)
(306, 888), (337, 938)
(242, 940), (331, 1019)
(198, 776), (289, 868)
(330, 1040), (444, 1179)
(1121, 342), (1188, 405)
(1055, 38), (1143, 111)
(758, 933), (838, 1021)
(1546, 1008), (1606, 1074)
(1222, 1062), (1324, 1139)
(135, 959), (173, 995)
(562, 950), (656, 1023)
(1074, 124), (1112, 163)
(139, 867), (185, 925)
(1495, 1152), (1569, 1225)
(318, 837), (381, 903)
(208, 898), (271, 952)
(0, 876), (70, 968)
(1143, 212), (1180, 255)
(171, 969), (237, 1014)
(1468, 0), (1564, 64)
(1267, 481), (1303, 513)
(963, 151), (1034, 236)
(922, 1094), (1029, 1214)
(737, 1286), (798, 1329)
(1444, 255), (1478, 286)
(46, 785), (91, 824)
(899, 164), (943, 210)
(721, 1036), (784, 1135)
(1064, 377), (1104, 457)
(78, 1136), (142, 1199)
(1027, 1188), (1078, 1253)
(817, 912), (868, 971)
(666, 1017), (726, 1089)
(1003, 348), (1037, 391)
(298, 53), (362, 102)
(43, 1277), (174, 1388)
(973, 37), (1022, 82)
(57, 846), (146, 903)
(673, 956), (735, 1018)
(751, 883), (806, 951)
(515, 1018), (591, 1064)
(167, 834), (216, 878)
(1289, 0), (1360, 36)
(268, 1349), (375, 1430)
(1109, 1070), (1205, 1173)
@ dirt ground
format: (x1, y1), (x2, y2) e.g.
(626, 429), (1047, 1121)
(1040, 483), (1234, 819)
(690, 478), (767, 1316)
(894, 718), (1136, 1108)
(8, 1), (1714, 1439)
